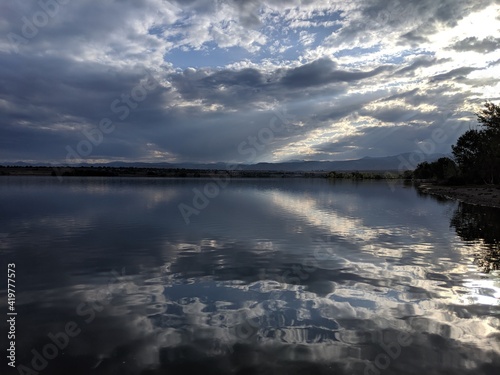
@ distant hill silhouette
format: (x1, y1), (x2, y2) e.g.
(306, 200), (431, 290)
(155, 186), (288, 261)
(5, 153), (447, 172)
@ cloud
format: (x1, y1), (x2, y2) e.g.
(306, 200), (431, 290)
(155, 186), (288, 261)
(232, 0), (263, 28)
(429, 67), (479, 82)
(327, 0), (495, 49)
(399, 30), (430, 44)
(0, 0), (499, 164)
(281, 57), (390, 88)
(313, 122), (466, 160)
(449, 36), (500, 53)
(395, 56), (444, 76)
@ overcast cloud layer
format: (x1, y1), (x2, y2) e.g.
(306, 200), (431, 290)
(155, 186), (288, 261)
(1, 0), (500, 164)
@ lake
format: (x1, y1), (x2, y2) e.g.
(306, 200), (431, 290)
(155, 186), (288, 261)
(0, 177), (499, 375)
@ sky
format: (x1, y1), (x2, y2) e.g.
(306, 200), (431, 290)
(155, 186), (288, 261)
(1, 0), (500, 165)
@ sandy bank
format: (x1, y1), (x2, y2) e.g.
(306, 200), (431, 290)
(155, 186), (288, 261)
(418, 184), (500, 208)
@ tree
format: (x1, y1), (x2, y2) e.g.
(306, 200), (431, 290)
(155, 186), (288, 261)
(477, 101), (500, 132)
(452, 102), (500, 184)
(450, 202), (500, 273)
(413, 157), (457, 181)
(434, 157), (458, 180)
(478, 102), (500, 183)
(413, 161), (432, 179)
(452, 129), (488, 182)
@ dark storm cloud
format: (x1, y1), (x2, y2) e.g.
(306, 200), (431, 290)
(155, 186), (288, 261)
(281, 58), (390, 88)
(0, 49), (171, 161)
(170, 67), (273, 110)
(0, 123), (71, 161)
(0, 52), (166, 122)
(429, 67), (479, 82)
(147, 107), (302, 163)
(359, 107), (435, 124)
(395, 56), (445, 76)
(203, 68), (265, 87)
(232, 0), (262, 27)
(168, 58), (379, 110)
(449, 36), (500, 53)
(399, 30), (429, 44)
(171, 67), (268, 103)
(381, 88), (421, 103)
(313, 139), (355, 154)
(319, 102), (367, 122)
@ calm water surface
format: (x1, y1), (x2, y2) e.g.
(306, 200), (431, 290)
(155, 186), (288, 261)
(0, 177), (499, 375)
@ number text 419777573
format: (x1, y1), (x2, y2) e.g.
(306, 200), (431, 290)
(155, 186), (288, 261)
(7, 263), (16, 368)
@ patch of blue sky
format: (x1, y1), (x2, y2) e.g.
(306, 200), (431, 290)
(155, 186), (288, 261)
(262, 36), (303, 61)
(257, 10), (344, 55)
(162, 10), (348, 69)
(147, 25), (164, 36)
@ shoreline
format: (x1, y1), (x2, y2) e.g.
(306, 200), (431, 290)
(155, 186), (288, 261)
(0, 166), (406, 179)
(418, 183), (500, 208)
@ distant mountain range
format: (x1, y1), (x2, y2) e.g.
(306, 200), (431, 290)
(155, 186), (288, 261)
(4, 153), (449, 172)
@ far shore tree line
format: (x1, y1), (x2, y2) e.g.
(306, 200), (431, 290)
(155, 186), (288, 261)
(413, 102), (500, 185)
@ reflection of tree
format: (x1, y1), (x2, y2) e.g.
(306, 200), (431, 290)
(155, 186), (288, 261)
(450, 202), (500, 273)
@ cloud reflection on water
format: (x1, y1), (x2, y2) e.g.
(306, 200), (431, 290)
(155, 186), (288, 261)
(0, 177), (499, 374)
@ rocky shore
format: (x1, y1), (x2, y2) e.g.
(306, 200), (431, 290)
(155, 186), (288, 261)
(418, 184), (500, 208)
